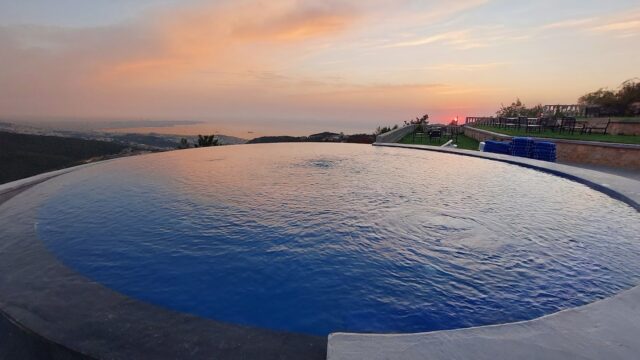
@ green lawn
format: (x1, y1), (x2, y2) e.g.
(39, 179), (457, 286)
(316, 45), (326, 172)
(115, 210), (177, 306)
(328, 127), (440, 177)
(399, 133), (480, 150)
(475, 125), (640, 145)
(578, 117), (640, 123)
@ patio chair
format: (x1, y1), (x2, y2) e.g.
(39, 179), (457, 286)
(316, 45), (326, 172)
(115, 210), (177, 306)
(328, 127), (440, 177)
(428, 127), (442, 143)
(582, 118), (611, 135)
(518, 117), (530, 130)
(525, 117), (542, 133)
(449, 126), (460, 142)
(558, 117), (583, 134)
(504, 117), (518, 129)
(412, 125), (427, 144)
(540, 117), (558, 132)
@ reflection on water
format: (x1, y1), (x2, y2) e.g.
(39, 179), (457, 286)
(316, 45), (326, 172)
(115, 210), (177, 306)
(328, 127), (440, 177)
(37, 143), (640, 335)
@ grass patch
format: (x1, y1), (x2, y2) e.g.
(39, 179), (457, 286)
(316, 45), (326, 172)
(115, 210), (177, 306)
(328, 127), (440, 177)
(399, 133), (480, 150)
(578, 117), (640, 123)
(455, 135), (481, 150)
(475, 125), (640, 145)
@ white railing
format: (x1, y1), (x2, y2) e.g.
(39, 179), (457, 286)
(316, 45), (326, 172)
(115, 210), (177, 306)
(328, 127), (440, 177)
(375, 125), (417, 143)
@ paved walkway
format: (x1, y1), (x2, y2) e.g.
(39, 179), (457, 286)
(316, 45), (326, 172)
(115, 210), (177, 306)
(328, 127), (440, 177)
(562, 162), (640, 181)
(329, 286), (640, 360)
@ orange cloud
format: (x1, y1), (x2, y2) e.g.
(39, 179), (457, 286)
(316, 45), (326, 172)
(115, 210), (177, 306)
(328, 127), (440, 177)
(538, 9), (640, 37)
(593, 20), (640, 33)
(96, 1), (359, 83)
(540, 18), (595, 30)
(231, 7), (357, 42)
(425, 62), (510, 71)
(383, 31), (468, 48)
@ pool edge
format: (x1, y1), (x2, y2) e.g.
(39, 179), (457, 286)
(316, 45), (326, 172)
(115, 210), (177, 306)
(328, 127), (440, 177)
(372, 142), (640, 211)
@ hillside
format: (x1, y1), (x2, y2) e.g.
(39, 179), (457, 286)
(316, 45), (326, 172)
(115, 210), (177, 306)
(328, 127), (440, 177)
(247, 133), (375, 144)
(246, 136), (305, 144)
(0, 131), (127, 184)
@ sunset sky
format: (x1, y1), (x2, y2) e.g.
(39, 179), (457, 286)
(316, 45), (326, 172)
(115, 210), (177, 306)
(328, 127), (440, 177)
(1, 0), (639, 136)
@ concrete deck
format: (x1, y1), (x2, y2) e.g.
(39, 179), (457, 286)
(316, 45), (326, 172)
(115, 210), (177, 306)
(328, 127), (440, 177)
(567, 163), (640, 182)
(329, 286), (640, 360)
(328, 143), (640, 360)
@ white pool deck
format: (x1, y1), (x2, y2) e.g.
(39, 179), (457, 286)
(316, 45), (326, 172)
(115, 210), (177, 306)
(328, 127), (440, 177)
(328, 143), (640, 360)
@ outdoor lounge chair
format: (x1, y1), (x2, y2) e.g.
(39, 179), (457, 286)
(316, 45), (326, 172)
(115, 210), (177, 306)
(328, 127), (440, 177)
(540, 117), (558, 132)
(504, 117), (518, 129)
(447, 126), (460, 142)
(412, 125), (427, 144)
(516, 117), (529, 131)
(428, 127), (442, 143)
(558, 117), (584, 134)
(525, 117), (542, 133)
(582, 118), (611, 135)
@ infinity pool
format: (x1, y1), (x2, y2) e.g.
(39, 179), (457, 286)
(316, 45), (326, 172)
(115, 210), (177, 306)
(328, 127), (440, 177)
(35, 143), (640, 336)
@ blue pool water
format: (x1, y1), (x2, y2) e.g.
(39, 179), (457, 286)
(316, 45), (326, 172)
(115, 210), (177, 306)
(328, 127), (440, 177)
(36, 144), (640, 336)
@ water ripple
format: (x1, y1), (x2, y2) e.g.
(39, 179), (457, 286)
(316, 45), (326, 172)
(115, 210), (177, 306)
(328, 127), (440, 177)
(35, 143), (640, 336)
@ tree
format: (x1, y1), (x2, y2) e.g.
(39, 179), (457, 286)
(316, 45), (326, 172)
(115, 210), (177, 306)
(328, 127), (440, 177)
(578, 88), (620, 115)
(407, 114), (429, 125)
(417, 114), (429, 124)
(194, 134), (219, 148)
(403, 114), (429, 126)
(527, 104), (544, 117)
(375, 124), (399, 135)
(375, 126), (393, 135)
(578, 79), (640, 116)
(617, 79), (640, 110)
(177, 138), (189, 149)
(496, 99), (543, 117)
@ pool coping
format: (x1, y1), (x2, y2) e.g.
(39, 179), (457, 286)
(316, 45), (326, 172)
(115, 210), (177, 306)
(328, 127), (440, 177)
(327, 143), (640, 360)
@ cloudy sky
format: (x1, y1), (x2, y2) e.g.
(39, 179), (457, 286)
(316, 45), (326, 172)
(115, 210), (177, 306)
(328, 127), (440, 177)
(1, 0), (638, 135)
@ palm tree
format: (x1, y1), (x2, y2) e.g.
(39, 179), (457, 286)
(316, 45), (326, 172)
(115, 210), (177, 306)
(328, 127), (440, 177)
(194, 134), (219, 148)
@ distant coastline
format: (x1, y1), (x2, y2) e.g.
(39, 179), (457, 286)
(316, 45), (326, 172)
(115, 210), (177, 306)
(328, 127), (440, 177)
(0, 121), (377, 185)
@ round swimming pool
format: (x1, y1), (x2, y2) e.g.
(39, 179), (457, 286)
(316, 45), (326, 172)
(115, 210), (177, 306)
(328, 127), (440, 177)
(27, 143), (640, 336)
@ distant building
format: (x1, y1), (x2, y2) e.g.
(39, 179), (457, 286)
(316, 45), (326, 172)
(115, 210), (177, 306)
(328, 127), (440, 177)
(543, 105), (585, 117)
